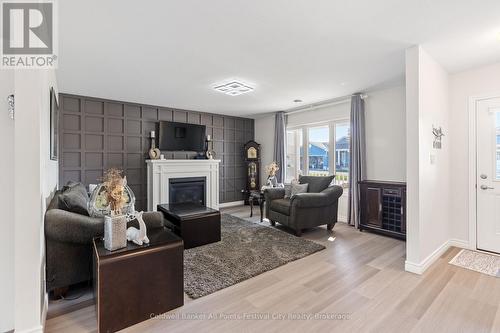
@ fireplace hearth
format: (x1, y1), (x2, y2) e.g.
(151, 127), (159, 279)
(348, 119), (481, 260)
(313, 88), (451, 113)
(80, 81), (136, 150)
(169, 177), (206, 206)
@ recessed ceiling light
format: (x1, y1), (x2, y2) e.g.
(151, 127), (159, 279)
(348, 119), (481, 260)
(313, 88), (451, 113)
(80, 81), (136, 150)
(293, 99), (303, 103)
(213, 80), (254, 96)
(340, 82), (347, 86)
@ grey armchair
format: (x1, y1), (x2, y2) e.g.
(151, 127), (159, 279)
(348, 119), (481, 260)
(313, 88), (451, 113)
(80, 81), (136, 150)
(264, 176), (343, 236)
(45, 182), (165, 293)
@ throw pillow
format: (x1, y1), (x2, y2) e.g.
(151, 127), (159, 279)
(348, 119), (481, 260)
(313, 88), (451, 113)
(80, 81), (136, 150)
(298, 175), (335, 193)
(291, 182), (308, 198)
(59, 183), (90, 216)
(284, 179), (299, 198)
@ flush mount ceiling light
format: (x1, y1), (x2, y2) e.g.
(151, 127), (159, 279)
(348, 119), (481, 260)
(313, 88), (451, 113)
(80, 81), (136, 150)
(213, 80), (254, 96)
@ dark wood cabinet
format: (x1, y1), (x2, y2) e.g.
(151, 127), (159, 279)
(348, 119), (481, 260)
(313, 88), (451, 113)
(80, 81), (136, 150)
(359, 180), (406, 240)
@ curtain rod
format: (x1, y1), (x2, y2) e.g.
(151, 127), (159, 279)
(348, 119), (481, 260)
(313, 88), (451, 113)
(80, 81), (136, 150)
(285, 93), (368, 115)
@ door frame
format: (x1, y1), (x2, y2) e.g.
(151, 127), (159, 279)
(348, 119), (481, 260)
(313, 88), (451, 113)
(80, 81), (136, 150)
(468, 93), (500, 250)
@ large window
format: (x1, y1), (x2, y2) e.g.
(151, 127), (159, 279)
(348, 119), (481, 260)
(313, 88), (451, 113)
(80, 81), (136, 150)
(308, 126), (330, 176)
(286, 120), (350, 187)
(334, 122), (350, 185)
(286, 129), (303, 183)
(496, 112), (500, 180)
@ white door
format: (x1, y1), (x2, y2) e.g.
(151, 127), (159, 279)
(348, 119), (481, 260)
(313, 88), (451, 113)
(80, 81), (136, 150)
(477, 97), (500, 254)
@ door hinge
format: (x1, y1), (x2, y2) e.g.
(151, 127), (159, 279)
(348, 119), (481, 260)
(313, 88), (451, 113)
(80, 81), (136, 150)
(7, 94), (14, 120)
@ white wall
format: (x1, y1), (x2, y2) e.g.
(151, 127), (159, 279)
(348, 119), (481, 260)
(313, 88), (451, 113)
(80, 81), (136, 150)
(405, 55), (500, 273)
(405, 46), (421, 265)
(254, 114), (275, 186)
(254, 84), (406, 184)
(14, 70), (58, 332)
(449, 62), (500, 243)
(0, 71), (15, 332)
(405, 46), (451, 273)
(365, 85), (406, 182)
(417, 47), (451, 262)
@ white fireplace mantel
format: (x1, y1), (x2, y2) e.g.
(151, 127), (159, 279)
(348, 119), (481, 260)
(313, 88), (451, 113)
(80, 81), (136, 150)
(146, 159), (221, 211)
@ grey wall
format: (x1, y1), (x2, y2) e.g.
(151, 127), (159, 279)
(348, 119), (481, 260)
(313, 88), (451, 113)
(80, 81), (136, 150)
(59, 93), (254, 209)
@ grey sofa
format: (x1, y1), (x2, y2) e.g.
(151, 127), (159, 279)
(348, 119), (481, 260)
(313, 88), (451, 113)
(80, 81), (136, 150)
(264, 176), (343, 236)
(44, 182), (165, 293)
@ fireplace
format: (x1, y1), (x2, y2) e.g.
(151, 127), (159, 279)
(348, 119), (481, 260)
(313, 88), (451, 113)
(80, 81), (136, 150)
(146, 159), (220, 211)
(169, 177), (206, 206)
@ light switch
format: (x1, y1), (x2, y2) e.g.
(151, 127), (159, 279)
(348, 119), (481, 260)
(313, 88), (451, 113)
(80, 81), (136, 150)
(430, 153), (436, 165)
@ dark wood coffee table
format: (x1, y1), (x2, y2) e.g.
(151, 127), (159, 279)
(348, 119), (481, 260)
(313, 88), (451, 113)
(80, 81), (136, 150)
(93, 228), (184, 333)
(158, 203), (221, 249)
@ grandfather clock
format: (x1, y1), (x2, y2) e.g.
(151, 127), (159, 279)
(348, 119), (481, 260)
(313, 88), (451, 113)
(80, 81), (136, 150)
(243, 140), (261, 204)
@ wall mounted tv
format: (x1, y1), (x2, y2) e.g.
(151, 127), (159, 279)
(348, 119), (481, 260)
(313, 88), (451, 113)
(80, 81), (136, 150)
(158, 121), (206, 151)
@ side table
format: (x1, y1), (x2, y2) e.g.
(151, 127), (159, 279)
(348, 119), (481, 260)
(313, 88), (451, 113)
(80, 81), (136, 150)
(93, 227), (184, 333)
(249, 191), (265, 222)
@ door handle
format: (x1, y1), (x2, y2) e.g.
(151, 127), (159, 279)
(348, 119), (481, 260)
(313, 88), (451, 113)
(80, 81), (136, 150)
(480, 185), (494, 190)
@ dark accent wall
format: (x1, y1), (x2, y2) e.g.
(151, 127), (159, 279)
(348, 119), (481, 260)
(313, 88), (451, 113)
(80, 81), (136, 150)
(59, 93), (254, 210)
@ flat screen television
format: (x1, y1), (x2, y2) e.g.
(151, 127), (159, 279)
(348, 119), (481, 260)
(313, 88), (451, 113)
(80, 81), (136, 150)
(158, 121), (206, 151)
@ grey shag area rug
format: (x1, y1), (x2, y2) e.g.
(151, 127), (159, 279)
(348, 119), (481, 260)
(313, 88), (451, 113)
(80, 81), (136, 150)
(184, 214), (325, 299)
(449, 249), (500, 277)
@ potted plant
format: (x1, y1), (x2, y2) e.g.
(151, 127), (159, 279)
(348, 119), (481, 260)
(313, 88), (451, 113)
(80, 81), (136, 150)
(101, 169), (129, 251)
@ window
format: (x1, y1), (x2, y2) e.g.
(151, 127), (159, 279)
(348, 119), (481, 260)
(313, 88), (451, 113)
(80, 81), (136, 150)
(334, 122), (350, 186)
(496, 112), (500, 180)
(308, 126), (330, 176)
(285, 120), (350, 187)
(286, 129), (303, 183)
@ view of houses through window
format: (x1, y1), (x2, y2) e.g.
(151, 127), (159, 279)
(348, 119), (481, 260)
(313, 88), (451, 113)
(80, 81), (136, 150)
(286, 120), (350, 187)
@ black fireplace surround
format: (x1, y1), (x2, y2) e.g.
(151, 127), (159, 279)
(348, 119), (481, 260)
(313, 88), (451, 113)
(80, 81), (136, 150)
(169, 177), (206, 206)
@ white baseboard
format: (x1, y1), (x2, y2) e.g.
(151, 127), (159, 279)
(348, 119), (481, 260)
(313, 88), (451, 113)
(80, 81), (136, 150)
(219, 200), (245, 208)
(448, 238), (471, 249)
(405, 238), (469, 275)
(16, 325), (43, 333)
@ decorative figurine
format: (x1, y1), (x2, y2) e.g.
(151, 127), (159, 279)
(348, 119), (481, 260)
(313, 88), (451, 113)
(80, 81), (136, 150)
(126, 211), (150, 246)
(265, 161), (279, 187)
(149, 131), (161, 159)
(432, 126), (445, 149)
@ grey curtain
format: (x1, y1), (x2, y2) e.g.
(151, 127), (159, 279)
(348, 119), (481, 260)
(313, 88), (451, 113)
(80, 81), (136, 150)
(273, 111), (287, 183)
(348, 94), (366, 227)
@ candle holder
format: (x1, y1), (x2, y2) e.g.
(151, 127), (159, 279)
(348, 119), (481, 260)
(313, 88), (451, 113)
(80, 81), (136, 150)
(148, 131), (161, 159)
(204, 135), (215, 159)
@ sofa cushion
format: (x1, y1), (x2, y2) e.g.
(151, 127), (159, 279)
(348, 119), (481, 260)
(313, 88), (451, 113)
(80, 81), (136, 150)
(62, 181), (88, 198)
(270, 198), (291, 216)
(299, 175), (335, 193)
(47, 190), (62, 211)
(59, 182), (90, 216)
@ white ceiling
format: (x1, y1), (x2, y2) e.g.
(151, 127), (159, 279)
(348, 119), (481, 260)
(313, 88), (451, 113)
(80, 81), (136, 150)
(58, 0), (500, 117)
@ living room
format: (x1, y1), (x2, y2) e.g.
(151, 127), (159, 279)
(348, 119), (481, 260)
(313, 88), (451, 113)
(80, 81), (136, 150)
(1, 1), (500, 333)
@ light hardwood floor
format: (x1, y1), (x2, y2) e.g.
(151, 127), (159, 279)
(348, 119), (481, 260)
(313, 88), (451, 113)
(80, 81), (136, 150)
(45, 206), (500, 333)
